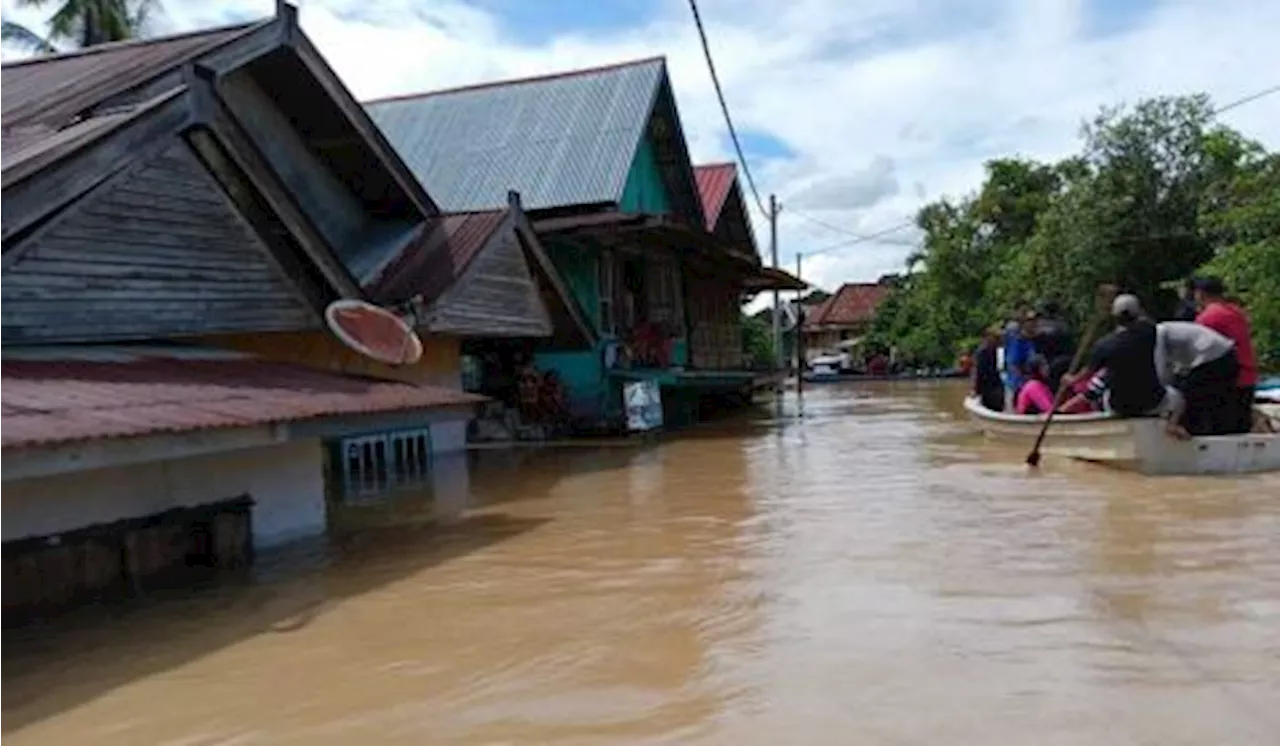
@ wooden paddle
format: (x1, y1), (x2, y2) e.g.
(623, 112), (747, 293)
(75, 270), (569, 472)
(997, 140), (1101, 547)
(1026, 284), (1119, 467)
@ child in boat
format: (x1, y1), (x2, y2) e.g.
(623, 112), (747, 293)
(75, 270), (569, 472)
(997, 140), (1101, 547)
(1015, 354), (1055, 415)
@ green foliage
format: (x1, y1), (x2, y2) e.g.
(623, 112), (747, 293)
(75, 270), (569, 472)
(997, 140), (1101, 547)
(2, 20), (57, 52)
(741, 314), (776, 369)
(870, 94), (1279, 368)
(1198, 153), (1280, 368)
(5, 0), (156, 52)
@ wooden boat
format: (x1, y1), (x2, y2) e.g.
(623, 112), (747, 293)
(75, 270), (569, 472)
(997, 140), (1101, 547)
(963, 395), (1280, 475)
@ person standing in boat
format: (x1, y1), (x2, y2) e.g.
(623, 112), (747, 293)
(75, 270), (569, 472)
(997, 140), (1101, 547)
(973, 327), (1005, 412)
(1193, 277), (1258, 434)
(1173, 278), (1199, 321)
(1064, 295), (1167, 418)
(1155, 320), (1241, 436)
(1002, 311), (1037, 409)
(1033, 300), (1074, 393)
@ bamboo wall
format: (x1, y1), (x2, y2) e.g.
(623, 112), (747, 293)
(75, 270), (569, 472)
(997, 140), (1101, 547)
(686, 278), (744, 370)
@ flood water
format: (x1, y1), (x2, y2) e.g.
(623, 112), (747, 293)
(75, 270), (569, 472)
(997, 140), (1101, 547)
(5, 381), (1280, 745)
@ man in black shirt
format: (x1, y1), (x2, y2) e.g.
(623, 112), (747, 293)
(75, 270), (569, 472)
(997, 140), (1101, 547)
(1085, 295), (1167, 417)
(1034, 300), (1075, 392)
(973, 326), (1004, 411)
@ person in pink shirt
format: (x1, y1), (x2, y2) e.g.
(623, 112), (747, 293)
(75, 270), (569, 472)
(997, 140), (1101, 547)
(1015, 355), (1055, 415)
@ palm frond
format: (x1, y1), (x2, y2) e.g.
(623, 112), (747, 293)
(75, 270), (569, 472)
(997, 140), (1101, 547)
(1, 19), (57, 52)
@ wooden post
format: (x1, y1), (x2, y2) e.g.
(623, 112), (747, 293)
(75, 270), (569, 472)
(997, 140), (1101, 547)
(769, 194), (782, 373)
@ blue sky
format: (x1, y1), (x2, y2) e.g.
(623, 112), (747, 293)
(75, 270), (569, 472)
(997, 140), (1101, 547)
(3, 0), (1278, 293)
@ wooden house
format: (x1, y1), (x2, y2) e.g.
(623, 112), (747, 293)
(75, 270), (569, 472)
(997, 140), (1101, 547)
(0, 4), (589, 620)
(366, 60), (803, 429)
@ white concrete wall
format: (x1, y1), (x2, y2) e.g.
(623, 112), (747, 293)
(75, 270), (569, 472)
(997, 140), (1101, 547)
(2, 440), (326, 550)
(431, 417), (468, 455)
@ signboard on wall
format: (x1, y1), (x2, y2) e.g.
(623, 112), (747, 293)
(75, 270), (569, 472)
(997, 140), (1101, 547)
(624, 380), (663, 432)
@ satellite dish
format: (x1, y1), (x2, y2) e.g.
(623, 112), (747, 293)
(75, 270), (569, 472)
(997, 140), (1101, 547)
(323, 299), (424, 366)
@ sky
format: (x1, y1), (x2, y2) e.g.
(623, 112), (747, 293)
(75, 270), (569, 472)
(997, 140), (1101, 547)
(4, 0), (1279, 296)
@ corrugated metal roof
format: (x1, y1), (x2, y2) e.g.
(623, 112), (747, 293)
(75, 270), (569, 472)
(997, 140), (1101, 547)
(365, 58), (667, 213)
(693, 162), (737, 230)
(1, 21), (266, 132)
(367, 209), (509, 303)
(1, 345), (485, 449)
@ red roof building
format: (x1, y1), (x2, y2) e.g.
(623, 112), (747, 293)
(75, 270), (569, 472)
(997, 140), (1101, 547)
(801, 283), (891, 356)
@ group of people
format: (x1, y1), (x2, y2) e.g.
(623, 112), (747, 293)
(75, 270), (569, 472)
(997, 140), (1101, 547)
(973, 277), (1259, 437)
(973, 301), (1077, 416)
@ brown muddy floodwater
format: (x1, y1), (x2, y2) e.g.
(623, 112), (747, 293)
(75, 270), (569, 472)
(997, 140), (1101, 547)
(5, 381), (1280, 745)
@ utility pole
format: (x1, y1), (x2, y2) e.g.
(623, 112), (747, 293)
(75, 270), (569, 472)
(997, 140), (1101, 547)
(769, 194), (782, 373)
(795, 251), (804, 407)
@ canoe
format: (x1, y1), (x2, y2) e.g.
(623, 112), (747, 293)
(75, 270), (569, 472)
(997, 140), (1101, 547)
(962, 395), (1280, 475)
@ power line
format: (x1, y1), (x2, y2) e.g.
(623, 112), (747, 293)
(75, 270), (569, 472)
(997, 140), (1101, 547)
(785, 208), (875, 240)
(805, 219), (918, 257)
(686, 0), (768, 218)
(1213, 83), (1280, 115)
(786, 82), (1280, 259)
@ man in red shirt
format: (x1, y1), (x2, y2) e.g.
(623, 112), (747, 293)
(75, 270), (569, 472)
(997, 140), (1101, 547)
(1194, 276), (1258, 433)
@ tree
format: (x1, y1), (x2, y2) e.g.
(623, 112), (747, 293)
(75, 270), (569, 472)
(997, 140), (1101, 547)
(741, 314), (776, 369)
(2, 20), (56, 52)
(868, 93), (1278, 369)
(1198, 152), (1280, 368)
(2, 0), (157, 52)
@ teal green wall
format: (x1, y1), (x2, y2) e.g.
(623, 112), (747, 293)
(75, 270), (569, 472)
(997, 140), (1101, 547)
(546, 241), (600, 330)
(538, 242), (613, 419)
(672, 338), (688, 367)
(620, 136), (672, 215)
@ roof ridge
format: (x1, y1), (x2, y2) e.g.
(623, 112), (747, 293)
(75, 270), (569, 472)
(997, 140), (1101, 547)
(0, 19), (268, 69)
(364, 55), (667, 106)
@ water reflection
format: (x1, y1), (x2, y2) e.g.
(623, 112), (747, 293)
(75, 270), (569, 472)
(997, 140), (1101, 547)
(4, 382), (1279, 745)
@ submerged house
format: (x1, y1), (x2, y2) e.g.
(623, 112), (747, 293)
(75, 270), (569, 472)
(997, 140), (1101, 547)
(0, 4), (587, 620)
(366, 59), (802, 429)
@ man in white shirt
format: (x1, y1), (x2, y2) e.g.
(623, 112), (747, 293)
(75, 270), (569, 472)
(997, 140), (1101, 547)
(1154, 321), (1241, 436)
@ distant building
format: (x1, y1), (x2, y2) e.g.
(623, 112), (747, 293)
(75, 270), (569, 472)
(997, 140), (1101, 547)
(801, 283), (891, 360)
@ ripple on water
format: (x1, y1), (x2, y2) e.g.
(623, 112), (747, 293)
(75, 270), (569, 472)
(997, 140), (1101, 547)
(4, 382), (1280, 746)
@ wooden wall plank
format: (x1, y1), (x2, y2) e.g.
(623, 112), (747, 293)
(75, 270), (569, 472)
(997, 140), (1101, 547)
(1, 138), (318, 343)
(427, 225), (554, 339)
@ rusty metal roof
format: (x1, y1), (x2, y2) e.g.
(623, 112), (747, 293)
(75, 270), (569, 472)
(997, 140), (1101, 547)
(1, 346), (485, 450)
(365, 58), (667, 213)
(693, 163), (737, 229)
(1, 21), (265, 133)
(367, 210), (509, 304)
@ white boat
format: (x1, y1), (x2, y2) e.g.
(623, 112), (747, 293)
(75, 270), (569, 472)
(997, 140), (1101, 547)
(963, 395), (1280, 476)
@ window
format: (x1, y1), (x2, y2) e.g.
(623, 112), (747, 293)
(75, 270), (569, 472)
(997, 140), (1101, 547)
(597, 251), (616, 335)
(338, 427), (432, 499)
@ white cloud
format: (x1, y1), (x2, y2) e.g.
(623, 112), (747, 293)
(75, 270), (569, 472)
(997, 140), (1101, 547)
(5, 0), (1279, 299)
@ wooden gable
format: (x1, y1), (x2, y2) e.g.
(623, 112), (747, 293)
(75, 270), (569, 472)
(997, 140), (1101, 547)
(1, 139), (317, 344)
(424, 218), (554, 339)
